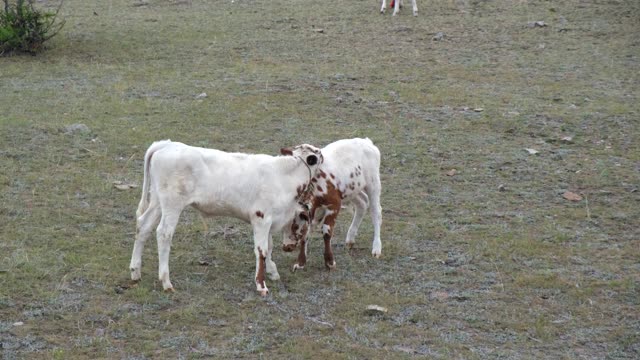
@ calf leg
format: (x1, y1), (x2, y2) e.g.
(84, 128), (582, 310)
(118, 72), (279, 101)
(266, 232), (280, 281)
(380, 0), (386, 14)
(156, 210), (181, 291)
(293, 236), (308, 271)
(321, 207), (340, 270)
(411, 0), (418, 16)
(345, 192), (369, 249)
(293, 208), (316, 271)
(252, 222), (271, 296)
(130, 200), (161, 281)
(367, 182), (383, 258)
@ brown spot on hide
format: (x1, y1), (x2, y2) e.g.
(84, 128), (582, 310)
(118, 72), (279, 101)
(296, 184), (305, 197)
(319, 170), (327, 178)
(256, 211), (264, 218)
(330, 173), (335, 179)
(350, 173), (354, 178)
(312, 178), (318, 183)
(316, 185), (323, 193)
(314, 180), (343, 210)
(256, 247), (266, 289)
(280, 147), (293, 156)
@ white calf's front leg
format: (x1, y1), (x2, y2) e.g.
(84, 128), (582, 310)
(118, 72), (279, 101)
(393, 0), (400, 16)
(380, 0), (386, 13)
(412, 0), (418, 16)
(156, 210), (181, 291)
(252, 221), (271, 296)
(130, 202), (161, 281)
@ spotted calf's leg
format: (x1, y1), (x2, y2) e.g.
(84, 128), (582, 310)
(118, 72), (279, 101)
(345, 192), (369, 249)
(293, 236), (308, 271)
(321, 206), (340, 270)
(366, 183), (383, 258)
(292, 209), (311, 271)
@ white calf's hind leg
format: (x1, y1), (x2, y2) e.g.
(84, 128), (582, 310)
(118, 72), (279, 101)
(380, 0), (386, 13)
(130, 201), (161, 281)
(412, 0), (418, 16)
(345, 192), (369, 248)
(156, 210), (181, 291)
(366, 181), (383, 258)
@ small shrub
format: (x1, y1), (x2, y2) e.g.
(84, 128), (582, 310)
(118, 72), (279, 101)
(0, 0), (64, 55)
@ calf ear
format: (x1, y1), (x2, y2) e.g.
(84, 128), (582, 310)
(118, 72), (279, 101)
(306, 155), (318, 166)
(280, 147), (293, 156)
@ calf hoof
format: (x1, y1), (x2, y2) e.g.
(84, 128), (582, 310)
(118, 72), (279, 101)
(325, 261), (337, 270)
(130, 268), (141, 281)
(292, 263), (305, 271)
(372, 251), (382, 259)
(268, 272), (280, 281)
(164, 287), (175, 293)
(258, 289), (269, 297)
(282, 243), (297, 252)
(346, 242), (355, 249)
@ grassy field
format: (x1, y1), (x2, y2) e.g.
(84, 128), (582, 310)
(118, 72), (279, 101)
(1, 0), (639, 358)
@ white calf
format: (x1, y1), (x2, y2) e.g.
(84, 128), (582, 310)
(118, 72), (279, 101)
(129, 140), (323, 295)
(282, 138), (382, 270)
(380, 0), (418, 16)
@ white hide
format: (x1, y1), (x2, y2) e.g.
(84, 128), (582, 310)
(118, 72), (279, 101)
(130, 140), (322, 295)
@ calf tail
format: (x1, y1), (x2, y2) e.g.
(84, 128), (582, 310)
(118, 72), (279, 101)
(136, 140), (171, 218)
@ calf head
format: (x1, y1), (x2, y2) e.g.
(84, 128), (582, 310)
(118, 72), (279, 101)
(280, 143), (322, 252)
(280, 144), (324, 168)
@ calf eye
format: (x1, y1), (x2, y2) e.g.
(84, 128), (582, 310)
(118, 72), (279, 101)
(306, 155), (318, 165)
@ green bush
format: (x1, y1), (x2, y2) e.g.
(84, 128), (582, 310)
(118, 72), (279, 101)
(0, 0), (64, 55)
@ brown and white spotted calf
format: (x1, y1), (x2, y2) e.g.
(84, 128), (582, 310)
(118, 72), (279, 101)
(282, 138), (382, 270)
